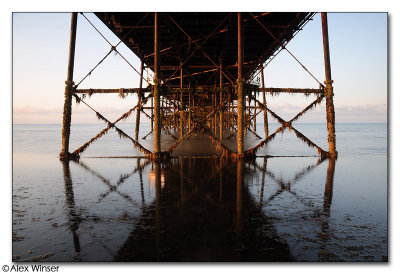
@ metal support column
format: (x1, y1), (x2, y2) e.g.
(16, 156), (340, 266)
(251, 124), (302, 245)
(135, 60), (144, 140)
(153, 12), (161, 155)
(237, 12), (244, 155)
(260, 67), (269, 138)
(219, 62), (223, 140)
(60, 12), (78, 160)
(321, 12), (337, 158)
(180, 63), (184, 138)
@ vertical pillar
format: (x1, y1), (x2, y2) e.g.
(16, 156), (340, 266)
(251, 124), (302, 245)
(260, 68), (269, 138)
(180, 63), (184, 138)
(60, 12), (78, 159)
(212, 93), (215, 133)
(253, 93), (257, 131)
(135, 60), (144, 140)
(237, 12), (244, 155)
(151, 97), (154, 132)
(219, 62), (223, 140)
(321, 12), (337, 158)
(153, 12), (161, 155)
(214, 88), (217, 135)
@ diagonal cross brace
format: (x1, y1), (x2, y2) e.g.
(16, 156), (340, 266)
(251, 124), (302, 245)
(72, 94), (153, 156)
(246, 94), (328, 157)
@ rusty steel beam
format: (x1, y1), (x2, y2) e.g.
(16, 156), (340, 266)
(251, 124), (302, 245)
(60, 12), (78, 160)
(135, 60), (144, 140)
(219, 61), (223, 140)
(74, 88), (148, 94)
(260, 87), (324, 94)
(144, 27), (229, 59)
(153, 12), (161, 155)
(237, 12), (244, 156)
(180, 63), (184, 138)
(168, 15), (236, 85)
(261, 68), (269, 138)
(321, 12), (337, 158)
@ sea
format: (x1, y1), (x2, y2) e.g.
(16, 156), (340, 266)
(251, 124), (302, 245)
(12, 123), (388, 262)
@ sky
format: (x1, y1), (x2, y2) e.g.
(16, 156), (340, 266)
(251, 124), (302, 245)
(12, 12), (387, 124)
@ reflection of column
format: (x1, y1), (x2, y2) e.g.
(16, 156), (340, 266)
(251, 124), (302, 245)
(219, 158), (223, 202)
(138, 158), (145, 207)
(61, 160), (81, 260)
(323, 158), (336, 227)
(236, 160), (243, 259)
(260, 157), (267, 205)
(318, 158), (336, 260)
(180, 157), (184, 208)
(154, 160), (161, 261)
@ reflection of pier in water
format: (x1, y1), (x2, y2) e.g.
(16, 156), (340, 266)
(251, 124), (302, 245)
(61, 156), (335, 261)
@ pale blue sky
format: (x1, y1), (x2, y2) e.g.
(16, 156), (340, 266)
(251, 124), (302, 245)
(12, 12), (387, 123)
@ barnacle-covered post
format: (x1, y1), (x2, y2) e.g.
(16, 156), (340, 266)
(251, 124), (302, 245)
(135, 59), (144, 140)
(236, 12), (244, 156)
(60, 12), (78, 160)
(321, 12), (337, 158)
(153, 12), (161, 155)
(260, 67), (269, 138)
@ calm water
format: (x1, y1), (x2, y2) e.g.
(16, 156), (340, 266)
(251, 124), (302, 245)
(12, 123), (387, 262)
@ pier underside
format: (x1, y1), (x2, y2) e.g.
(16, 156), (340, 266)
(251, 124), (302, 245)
(60, 12), (337, 160)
